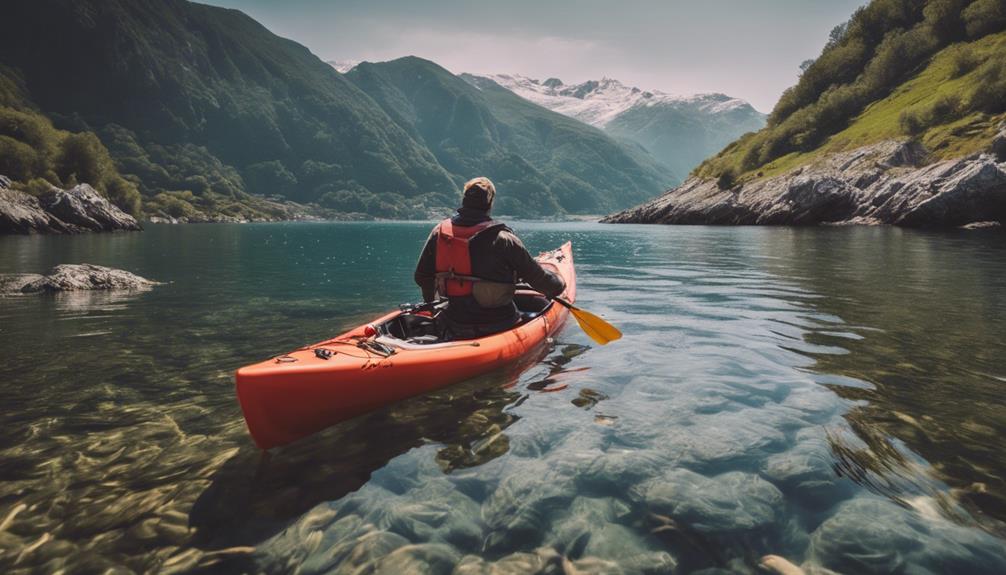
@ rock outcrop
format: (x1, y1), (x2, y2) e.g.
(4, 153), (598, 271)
(0, 264), (158, 295)
(0, 179), (141, 234)
(0, 178), (76, 234)
(603, 137), (1006, 228)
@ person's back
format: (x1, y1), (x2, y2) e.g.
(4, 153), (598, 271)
(414, 177), (566, 339)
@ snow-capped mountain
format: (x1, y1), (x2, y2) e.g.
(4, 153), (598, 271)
(327, 60), (359, 73)
(485, 74), (751, 127)
(474, 74), (767, 182)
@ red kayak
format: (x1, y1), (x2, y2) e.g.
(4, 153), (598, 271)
(235, 242), (576, 449)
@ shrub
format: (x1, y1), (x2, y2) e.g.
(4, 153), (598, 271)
(899, 93), (964, 136)
(0, 134), (39, 180)
(717, 169), (737, 190)
(57, 132), (112, 189)
(244, 160), (298, 197)
(106, 176), (142, 216)
(146, 191), (200, 219)
(970, 60), (1006, 113)
(948, 46), (980, 78)
(899, 108), (926, 135)
(18, 177), (56, 196)
(963, 0), (1006, 39)
(319, 189), (368, 213)
(923, 0), (969, 42)
(927, 93), (962, 124)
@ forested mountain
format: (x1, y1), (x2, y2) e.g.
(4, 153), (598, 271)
(0, 0), (671, 220)
(347, 60), (672, 215)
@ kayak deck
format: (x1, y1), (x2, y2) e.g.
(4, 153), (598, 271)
(235, 242), (576, 449)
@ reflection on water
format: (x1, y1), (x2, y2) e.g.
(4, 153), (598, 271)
(761, 227), (1006, 535)
(0, 222), (1003, 573)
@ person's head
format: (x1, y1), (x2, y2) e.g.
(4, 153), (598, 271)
(461, 176), (496, 212)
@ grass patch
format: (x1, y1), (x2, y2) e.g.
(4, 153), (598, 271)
(700, 30), (1006, 184)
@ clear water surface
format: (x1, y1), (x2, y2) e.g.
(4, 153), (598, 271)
(0, 222), (1003, 573)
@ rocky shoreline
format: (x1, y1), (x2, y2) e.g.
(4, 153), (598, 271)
(603, 127), (1006, 228)
(0, 177), (141, 234)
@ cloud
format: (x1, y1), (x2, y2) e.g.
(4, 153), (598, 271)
(348, 25), (621, 83)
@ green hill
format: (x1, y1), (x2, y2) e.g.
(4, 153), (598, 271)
(0, 64), (143, 214)
(696, 0), (1006, 185)
(0, 0), (462, 219)
(0, 0), (670, 220)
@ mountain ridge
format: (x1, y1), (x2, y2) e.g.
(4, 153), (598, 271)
(346, 57), (674, 215)
(0, 0), (671, 221)
(474, 73), (767, 184)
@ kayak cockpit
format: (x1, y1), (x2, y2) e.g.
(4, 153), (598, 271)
(376, 291), (554, 347)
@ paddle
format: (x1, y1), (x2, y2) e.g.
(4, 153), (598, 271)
(553, 297), (622, 345)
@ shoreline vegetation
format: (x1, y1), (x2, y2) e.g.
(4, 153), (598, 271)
(610, 5), (1006, 226)
(0, 170), (609, 234)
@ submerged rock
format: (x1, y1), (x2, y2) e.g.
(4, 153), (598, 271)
(633, 469), (783, 534)
(0, 264), (158, 294)
(0, 180), (140, 234)
(604, 140), (1006, 227)
(454, 547), (564, 575)
(961, 220), (1001, 230)
(806, 497), (1006, 575)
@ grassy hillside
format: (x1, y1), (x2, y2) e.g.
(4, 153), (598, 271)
(346, 59), (672, 215)
(696, 0), (1006, 185)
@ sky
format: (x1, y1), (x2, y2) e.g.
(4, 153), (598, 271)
(201, 0), (866, 113)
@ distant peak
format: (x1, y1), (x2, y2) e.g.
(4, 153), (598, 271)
(327, 59), (360, 73)
(478, 71), (764, 129)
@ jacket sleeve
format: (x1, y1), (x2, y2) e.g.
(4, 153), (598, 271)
(497, 230), (566, 298)
(414, 228), (438, 302)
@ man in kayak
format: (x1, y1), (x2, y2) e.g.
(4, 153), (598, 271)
(414, 177), (566, 339)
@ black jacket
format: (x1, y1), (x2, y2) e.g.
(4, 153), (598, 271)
(414, 207), (566, 327)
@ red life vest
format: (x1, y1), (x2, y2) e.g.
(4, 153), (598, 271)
(434, 218), (500, 296)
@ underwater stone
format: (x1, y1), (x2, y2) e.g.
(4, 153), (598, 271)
(635, 469), (783, 534)
(453, 547), (565, 575)
(481, 469), (576, 553)
(807, 497), (1006, 575)
(1, 264), (158, 294)
(372, 543), (460, 574)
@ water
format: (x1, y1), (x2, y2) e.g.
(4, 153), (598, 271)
(0, 222), (1004, 573)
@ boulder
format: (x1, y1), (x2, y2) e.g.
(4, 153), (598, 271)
(0, 187), (76, 234)
(991, 123), (1006, 162)
(0, 264), (158, 294)
(0, 179), (141, 235)
(38, 184), (141, 232)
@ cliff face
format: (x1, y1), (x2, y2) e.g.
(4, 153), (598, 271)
(0, 178), (141, 234)
(603, 130), (1006, 227)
